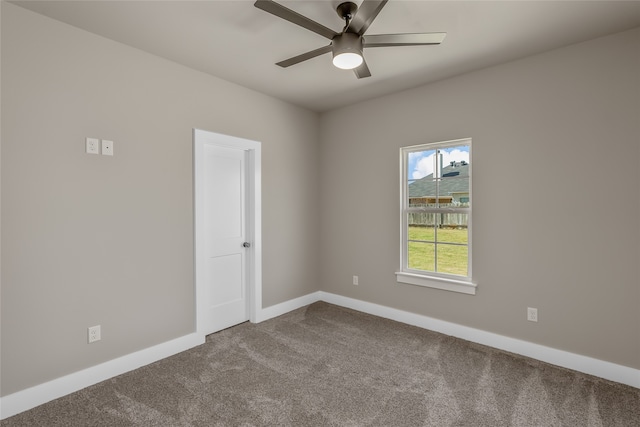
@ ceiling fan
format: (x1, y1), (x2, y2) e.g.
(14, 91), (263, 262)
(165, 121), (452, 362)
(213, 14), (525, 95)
(254, 0), (446, 79)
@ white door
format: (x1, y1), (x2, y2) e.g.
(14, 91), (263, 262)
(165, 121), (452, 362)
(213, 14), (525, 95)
(194, 129), (262, 336)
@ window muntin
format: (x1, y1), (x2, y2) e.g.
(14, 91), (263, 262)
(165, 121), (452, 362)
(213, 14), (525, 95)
(399, 139), (473, 292)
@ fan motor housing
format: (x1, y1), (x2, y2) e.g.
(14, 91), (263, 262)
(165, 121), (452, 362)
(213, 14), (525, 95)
(333, 32), (363, 54)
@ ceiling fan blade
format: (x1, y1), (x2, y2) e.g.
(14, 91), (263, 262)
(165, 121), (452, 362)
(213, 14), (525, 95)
(254, 0), (338, 40)
(276, 45), (333, 68)
(346, 0), (388, 35)
(353, 59), (372, 79)
(363, 33), (446, 47)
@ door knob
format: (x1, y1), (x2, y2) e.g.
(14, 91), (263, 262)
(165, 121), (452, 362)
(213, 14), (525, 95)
(242, 242), (251, 248)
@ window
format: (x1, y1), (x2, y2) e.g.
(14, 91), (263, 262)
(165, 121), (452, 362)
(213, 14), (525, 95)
(396, 138), (476, 295)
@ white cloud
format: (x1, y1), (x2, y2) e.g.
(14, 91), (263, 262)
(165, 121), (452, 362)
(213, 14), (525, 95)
(412, 156), (433, 179)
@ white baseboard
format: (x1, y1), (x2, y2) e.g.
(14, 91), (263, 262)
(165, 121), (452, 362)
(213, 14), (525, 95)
(254, 291), (322, 323)
(0, 333), (204, 420)
(3, 291), (637, 420)
(318, 291), (640, 389)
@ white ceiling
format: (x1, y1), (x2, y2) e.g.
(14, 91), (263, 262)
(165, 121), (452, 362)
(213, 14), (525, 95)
(11, 0), (640, 112)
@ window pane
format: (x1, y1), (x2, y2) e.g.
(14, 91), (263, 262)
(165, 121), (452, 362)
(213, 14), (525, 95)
(436, 244), (468, 276)
(439, 146), (470, 207)
(408, 241), (435, 272)
(407, 149), (436, 207)
(437, 214), (468, 244)
(407, 146), (470, 207)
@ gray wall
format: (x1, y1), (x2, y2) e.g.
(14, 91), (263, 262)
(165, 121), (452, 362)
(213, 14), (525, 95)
(1, 3), (321, 395)
(319, 28), (640, 370)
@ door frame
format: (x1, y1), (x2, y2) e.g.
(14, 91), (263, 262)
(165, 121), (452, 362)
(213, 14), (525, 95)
(193, 128), (262, 337)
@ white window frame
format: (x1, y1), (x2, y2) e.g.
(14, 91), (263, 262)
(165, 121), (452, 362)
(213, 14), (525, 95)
(396, 138), (477, 295)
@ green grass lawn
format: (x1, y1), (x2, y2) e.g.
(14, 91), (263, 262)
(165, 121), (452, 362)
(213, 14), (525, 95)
(408, 226), (468, 276)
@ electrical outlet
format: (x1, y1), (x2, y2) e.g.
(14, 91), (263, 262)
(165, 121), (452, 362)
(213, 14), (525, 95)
(86, 138), (99, 154)
(88, 325), (101, 343)
(353, 275), (359, 285)
(527, 307), (538, 322)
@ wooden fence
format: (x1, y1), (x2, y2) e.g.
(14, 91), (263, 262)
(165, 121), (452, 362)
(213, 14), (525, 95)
(408, 203), (469, 228)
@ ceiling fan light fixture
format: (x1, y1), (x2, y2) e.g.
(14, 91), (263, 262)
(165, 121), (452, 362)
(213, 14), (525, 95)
(332, 33), (363, 70)
(333, 52), (363, 70)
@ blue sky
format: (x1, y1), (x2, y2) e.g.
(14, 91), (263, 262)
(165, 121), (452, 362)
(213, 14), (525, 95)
(408, 145), (470, 180)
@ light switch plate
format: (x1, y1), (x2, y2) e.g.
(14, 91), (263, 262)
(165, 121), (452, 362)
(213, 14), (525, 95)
(86, 138), (99, 154)
(101, 140), (114, 156)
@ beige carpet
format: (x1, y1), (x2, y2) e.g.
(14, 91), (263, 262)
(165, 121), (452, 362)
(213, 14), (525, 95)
(2, 302), (639, 426)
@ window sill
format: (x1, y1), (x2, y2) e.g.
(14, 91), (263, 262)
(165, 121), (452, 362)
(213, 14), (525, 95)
(395, 272), (477, 295)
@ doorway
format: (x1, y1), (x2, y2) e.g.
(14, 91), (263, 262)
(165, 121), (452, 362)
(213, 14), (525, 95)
(193, 129), (261, 336)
